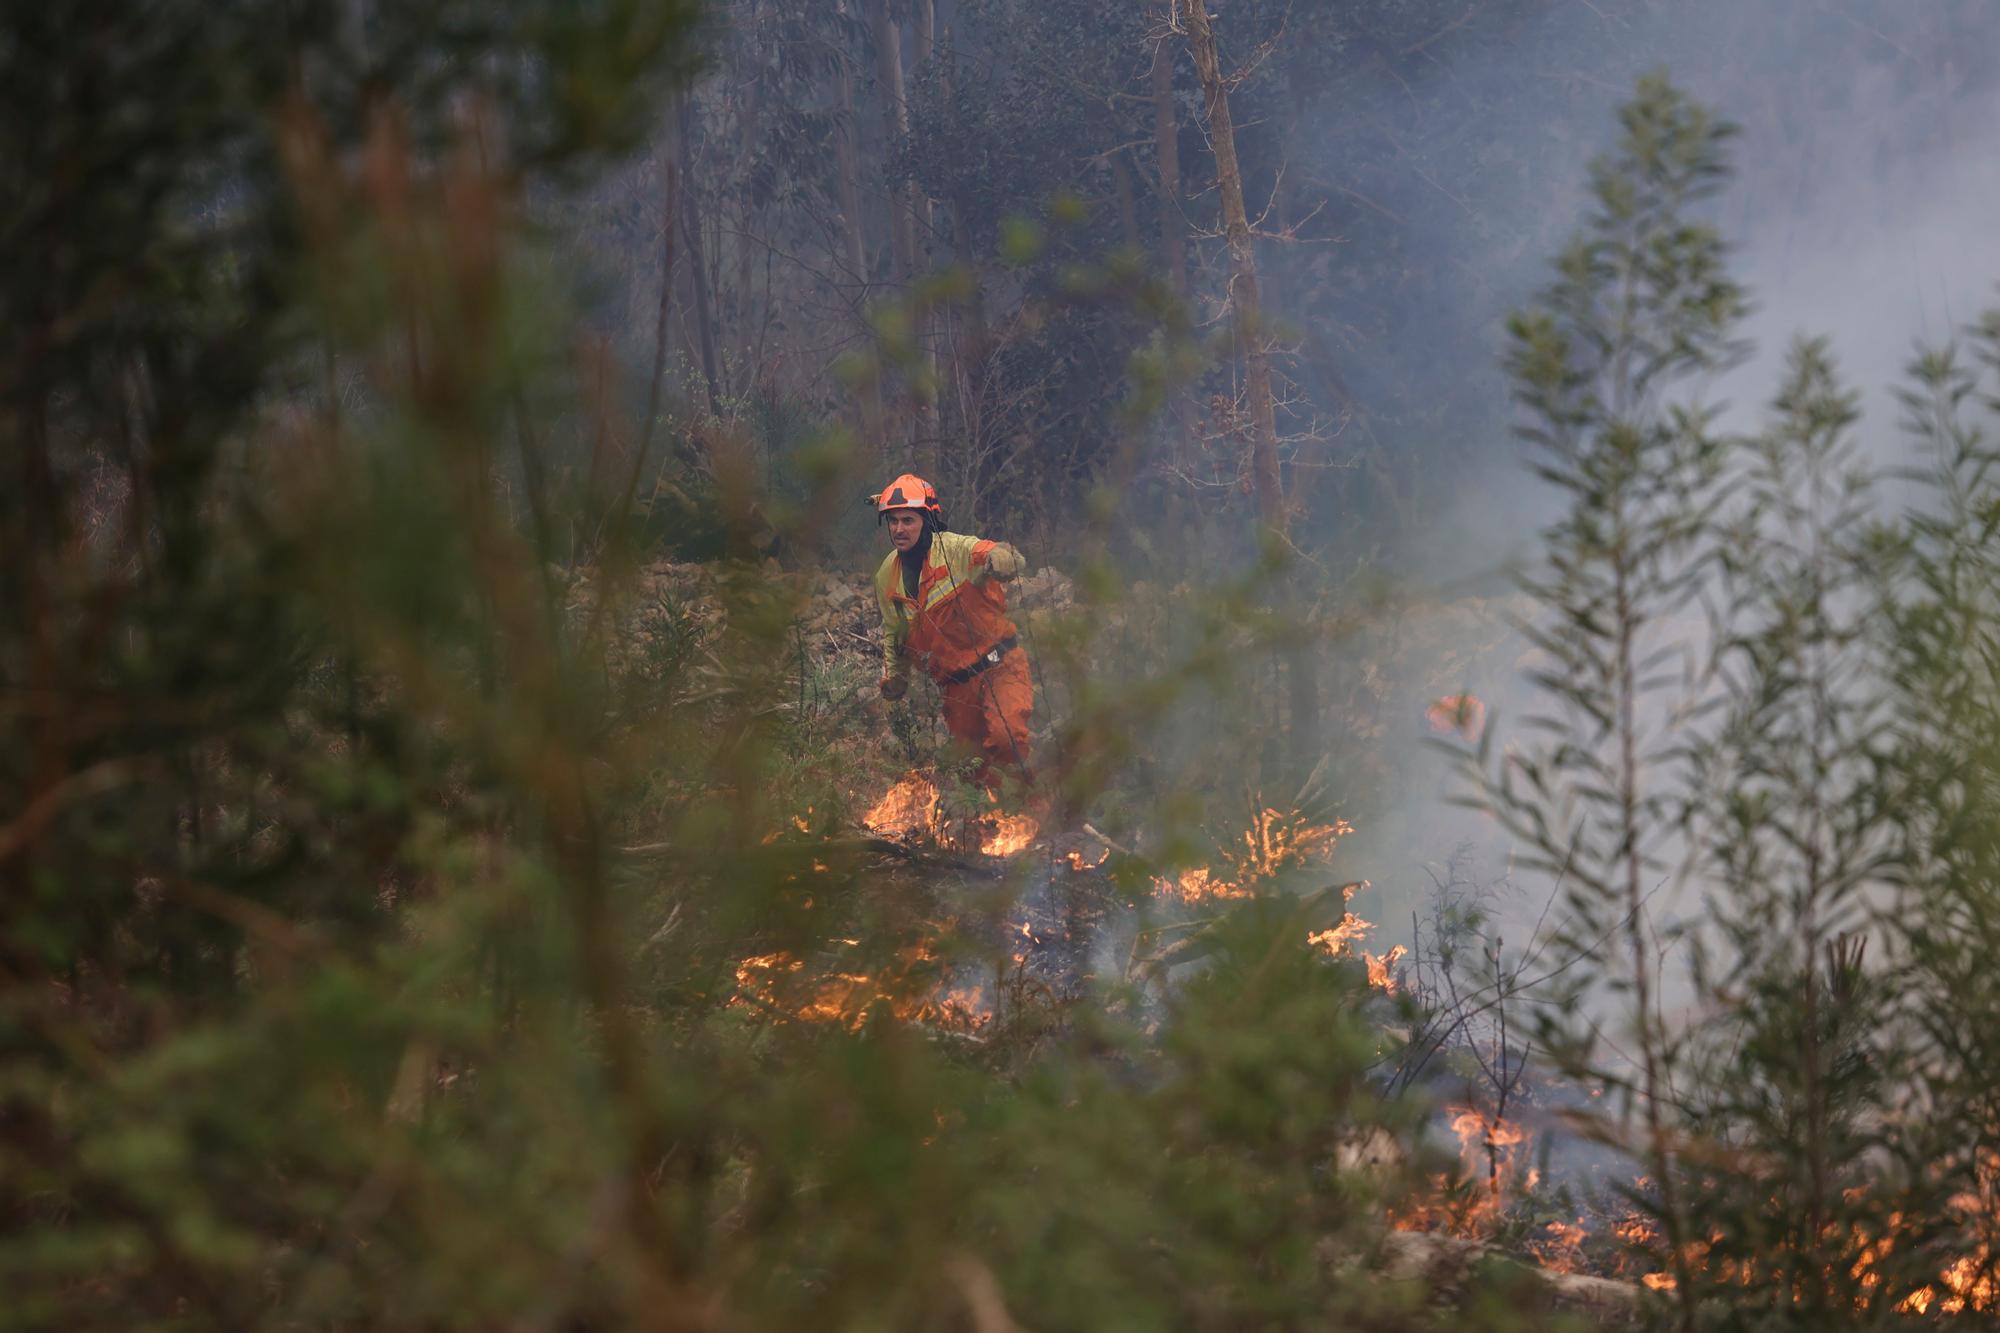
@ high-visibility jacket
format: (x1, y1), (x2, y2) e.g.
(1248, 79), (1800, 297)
(875, 532), (1021, 684)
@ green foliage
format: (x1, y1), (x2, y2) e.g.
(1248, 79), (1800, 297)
(0, 6), (1554, 1331)
(1483, 72), (2000, 1331)
(14, 10), (2000, 1326)
(1486, 78), (1744, 1160)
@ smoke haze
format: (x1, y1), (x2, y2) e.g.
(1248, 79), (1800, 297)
(1293, 0), (2000, 966)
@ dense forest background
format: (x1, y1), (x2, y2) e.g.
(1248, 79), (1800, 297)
(10, 2), (2000, 1329)
(564, 0), (2000, 569)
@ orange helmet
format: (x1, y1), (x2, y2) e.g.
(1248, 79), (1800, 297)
(875, 473), (940, 517)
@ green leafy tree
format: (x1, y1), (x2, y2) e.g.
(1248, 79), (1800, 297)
(1481, 73), (1746, 1329)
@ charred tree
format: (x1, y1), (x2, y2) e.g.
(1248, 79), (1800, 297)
(674, 92), (722, 415)
(1151, 20), (1187, 299)
(871, 0), (934, 472)
(872, 0), (917, 288)
(1179, 0), (1320, 771)
(831, 4), (885, 435)
(910, 0), (941, 476)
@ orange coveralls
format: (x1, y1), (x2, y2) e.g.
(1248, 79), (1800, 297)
(876, 532), (1033, 790)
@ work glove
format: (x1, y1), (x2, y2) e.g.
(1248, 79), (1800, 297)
(879, 673), (909, 702)
(986, 544), (1026, 581)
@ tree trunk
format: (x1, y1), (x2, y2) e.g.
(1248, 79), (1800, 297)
(1149, 18), (1202, 510)
(673, 93), (721, 416)
(911, 0), (941, 477)
(1180, 0), (1279, 526)
(1111, 153), (1141, 254)
(831, 13), (884, 433)
(872, 0), (928, 471)
(1151, 24), (1188, 297)
(832, 33), (871, 293)
(731, 3), (764, 377)
(872, 0), (916, 286)
(939, 28), (985, 484)
(1180, 0), (1319, 772)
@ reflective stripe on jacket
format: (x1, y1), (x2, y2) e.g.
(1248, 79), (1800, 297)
(875, 532), (1020, 682)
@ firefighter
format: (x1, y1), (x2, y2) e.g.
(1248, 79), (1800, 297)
(873, 474), (1034, 794)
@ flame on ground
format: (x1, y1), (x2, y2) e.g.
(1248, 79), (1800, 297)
(1230, 807), (1352, 883)
(731, 943), (991, 1033)
(1149, 809), (1399, 995)
(1407, 1144), (2000, 1316)
(863, 772), (942, 840)
(1151, 807), (1351, 905)
(1529, 1219), (1590, 1275)
(979, 810), (1039, 857)
(862, 771), (1038, 856)
(1154, 865), (1247, 906)
(1390, 1105), (1535, 1240)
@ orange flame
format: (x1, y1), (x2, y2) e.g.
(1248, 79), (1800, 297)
(1230, 808), (1352, 882)
(1152, 807), (1353, 905)
(1153, 865), (1249, 905)
(1391, 1106), (1535, 1240)
(863, 772), (942, 840)
(730, 943), (990, 1033)
(1365, 943), (1409, 993)
(1306, 906), (1372, 957)
(979, 810), (1039, 857)
(1529, 1219), (1590, 1275)
(1149, 811), (1399, 994)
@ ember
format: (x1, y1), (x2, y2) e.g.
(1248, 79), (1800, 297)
(1425, 693), (1486, 741)
(1528, 1219), (1589, 1275)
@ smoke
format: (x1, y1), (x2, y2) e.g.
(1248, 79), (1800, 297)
(1291, 0), (2000, 975)
(1277, 0), (2000, 583)
(1722, 64), (2000, 445)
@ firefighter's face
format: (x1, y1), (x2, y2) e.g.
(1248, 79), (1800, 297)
(885, 510), (924, 551)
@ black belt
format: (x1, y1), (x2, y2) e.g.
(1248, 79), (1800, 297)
(939, 636), (1018, 686)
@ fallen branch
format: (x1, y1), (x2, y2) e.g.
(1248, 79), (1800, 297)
(1372, 1231), (1642, 1326)
(619, 834), (1012, 880)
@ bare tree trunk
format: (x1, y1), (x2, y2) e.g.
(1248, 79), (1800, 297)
(1149, 17), (1202, 511)
(911, 0), (941, 477)
(872, 0), (925, 470)
(1180, 0), (1319, 772)
(913, 0), (934, 74)
(832, 35), (871, 292)
(673, 93), (721, 416)
(731, 3), (764, 379)
(831, 14), (884, 434)
(873, 0), (916, 286)
(632, 149), (678, 500)
(1111, 153), (1141, 254)
(1180, 0), (1278, 525)
(939, 27), (984, 487)
(1151, 23), (1187, 298)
